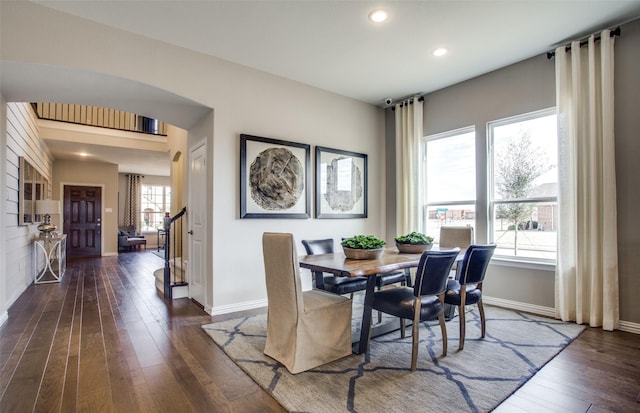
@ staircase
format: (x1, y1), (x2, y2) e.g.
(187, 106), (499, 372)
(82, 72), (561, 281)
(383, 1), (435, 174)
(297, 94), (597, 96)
(155, 207), (188, 300)
(154, 258), (188, 299)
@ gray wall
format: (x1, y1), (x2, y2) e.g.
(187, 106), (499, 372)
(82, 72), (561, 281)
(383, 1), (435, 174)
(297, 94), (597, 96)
(613, 17), (640, 324)
(386, 17), (640, 324)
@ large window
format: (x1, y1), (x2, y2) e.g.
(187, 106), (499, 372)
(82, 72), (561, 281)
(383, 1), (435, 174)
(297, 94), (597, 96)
(423, 127), (476, 244)
(488, 109), (557, 261)
(140, 184), (171, 232)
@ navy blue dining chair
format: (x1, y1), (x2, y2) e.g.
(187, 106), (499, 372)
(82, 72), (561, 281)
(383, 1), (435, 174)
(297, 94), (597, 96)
(371, 248), (460, 371)
(444, 244), (496, 351)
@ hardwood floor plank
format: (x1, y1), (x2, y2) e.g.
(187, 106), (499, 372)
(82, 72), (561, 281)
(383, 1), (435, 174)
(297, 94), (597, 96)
(33, 275), (80, 413)
(142, 364), (196, 413)
(512, 381), (592, 412)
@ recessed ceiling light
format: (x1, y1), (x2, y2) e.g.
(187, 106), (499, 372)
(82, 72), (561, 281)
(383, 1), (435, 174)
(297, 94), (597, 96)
(433, 48), (448, 57)
(368, 9), (388, 23)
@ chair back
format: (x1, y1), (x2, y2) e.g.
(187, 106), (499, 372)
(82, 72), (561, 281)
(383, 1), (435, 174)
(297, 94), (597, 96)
(262, 233), (303, 318)
(456, 244), (496, 285)
(413, 248), (460, 297)
(439, 225), (474, 250)
(301, 238), (334, 255)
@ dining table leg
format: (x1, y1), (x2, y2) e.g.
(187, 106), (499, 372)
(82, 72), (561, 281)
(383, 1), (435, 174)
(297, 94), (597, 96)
(357, 274), (378, 354)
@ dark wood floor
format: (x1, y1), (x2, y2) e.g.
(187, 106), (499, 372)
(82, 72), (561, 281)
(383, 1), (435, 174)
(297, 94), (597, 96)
(1, 252), (638, 412)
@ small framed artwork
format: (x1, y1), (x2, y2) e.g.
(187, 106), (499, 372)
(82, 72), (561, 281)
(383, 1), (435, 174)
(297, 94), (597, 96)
(315, 146), (367, 219)
(240, 134), (311, 219)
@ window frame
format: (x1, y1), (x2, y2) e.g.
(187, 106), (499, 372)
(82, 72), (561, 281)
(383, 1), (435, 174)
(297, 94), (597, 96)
(140, 183), (171, 233)
(422, 126), (477, 242)
(487, 107), (558, 264)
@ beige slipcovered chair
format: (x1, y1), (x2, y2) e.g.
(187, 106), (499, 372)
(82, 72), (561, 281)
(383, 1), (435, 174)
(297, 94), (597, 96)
(262, 232), (353, 374)
(439, 225), (475, 251)
(439, 225), (475, 320)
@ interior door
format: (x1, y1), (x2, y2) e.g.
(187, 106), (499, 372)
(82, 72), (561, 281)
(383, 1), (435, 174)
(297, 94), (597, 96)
(189, 143), (206, 307)
(63, 185), (102, 257)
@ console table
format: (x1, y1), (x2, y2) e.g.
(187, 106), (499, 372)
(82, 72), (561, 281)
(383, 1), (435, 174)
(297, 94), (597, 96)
(34, 234), (67, 284)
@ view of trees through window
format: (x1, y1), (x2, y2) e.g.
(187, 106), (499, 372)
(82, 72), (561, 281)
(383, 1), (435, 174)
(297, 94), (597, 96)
(140, 184), (171, 232)
(489, 110), (558, 260)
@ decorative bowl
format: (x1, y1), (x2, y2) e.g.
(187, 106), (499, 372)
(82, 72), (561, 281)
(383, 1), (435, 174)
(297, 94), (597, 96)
(343, 247), (384, 260)
(395, 242), (432, 254)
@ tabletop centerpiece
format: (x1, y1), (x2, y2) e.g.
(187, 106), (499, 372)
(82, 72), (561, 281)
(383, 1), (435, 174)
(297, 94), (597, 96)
(394, 231), (434, 253)
(341, 235), (385, 260)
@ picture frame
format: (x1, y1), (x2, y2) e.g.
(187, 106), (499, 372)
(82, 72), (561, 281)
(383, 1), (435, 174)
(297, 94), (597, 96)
(19, 156), (48, 226)
(315, 146), (367, 219)
(240, 134), (311, 219)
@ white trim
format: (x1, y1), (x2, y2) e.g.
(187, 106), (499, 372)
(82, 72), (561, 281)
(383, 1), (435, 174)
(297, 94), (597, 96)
(485, 296), (640, 335)
(208, 299), (268, 316)
(489, 257), (556, 272)
(0, 311), (8, 327)
(618, 320), (640, 335)
(483, 295), (556, 318)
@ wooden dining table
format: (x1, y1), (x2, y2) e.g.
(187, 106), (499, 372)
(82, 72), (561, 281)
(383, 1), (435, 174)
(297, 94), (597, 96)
(299, 247), (426, 354)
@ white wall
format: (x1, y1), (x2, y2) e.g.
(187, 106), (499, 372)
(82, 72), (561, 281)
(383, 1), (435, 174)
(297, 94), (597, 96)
(3, 103), (53, 311)
(0, 95), (7, 323)
(1, 2), (385, 315)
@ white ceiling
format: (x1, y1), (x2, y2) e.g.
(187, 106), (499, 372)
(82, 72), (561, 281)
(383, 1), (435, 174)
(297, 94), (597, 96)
(7, 1), (640, 176)
(31, 0), (640, 105)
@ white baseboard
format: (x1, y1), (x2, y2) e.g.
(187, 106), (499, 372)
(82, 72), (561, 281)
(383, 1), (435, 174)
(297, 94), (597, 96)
(208, 299), (268, 316)
(0, 311), (8, 327)
(618, 320), (640, 334)
(484, 295), (640, 334)
(483, 296), (556, 318)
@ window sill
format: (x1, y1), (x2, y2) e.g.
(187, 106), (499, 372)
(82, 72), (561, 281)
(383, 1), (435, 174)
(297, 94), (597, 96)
(490, 257), (556, 272)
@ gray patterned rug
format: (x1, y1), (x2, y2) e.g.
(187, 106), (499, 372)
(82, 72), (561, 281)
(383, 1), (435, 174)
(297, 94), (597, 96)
(202, 304), (584, 413)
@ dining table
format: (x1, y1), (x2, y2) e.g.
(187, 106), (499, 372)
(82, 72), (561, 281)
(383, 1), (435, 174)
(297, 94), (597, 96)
(299, 246), (452, 354)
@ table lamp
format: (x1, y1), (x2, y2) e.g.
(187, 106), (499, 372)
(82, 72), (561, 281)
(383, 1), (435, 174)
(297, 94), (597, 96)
(36, 199), (60, 237)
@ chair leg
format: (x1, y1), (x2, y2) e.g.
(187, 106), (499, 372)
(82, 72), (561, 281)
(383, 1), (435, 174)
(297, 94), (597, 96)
(478, 299), (486, 338)
(400, 318), (406, 339)
(438, 313), (448, 357)
(410, 299), (421, 371)
(410, 316), (419, 371)
(458, 292), (467, 351)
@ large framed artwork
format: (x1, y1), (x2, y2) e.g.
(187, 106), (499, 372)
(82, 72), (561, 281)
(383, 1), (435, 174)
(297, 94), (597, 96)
(240, 134), (311, 219)
(315, 146), (367, 219)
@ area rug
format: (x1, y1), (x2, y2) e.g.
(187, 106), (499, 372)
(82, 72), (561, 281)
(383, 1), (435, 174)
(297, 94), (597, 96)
(202, 304), (584, 413)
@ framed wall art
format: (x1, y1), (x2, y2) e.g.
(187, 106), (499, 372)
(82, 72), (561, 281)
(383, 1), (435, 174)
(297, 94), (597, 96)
(240, 134), (311, 219)
(315, 146), (367, 219)
(19, 156), (49, 226)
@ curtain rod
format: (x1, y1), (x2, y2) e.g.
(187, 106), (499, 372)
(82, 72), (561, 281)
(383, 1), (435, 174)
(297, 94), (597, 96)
(546, 26), (620, 59)
(390, 96), (424, 111)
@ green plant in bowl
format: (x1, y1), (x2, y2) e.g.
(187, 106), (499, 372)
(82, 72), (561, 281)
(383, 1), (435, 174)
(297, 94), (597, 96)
(394, 231), (434, 253)
(341, 235), (386, 259)
(341, 235), (386, 249)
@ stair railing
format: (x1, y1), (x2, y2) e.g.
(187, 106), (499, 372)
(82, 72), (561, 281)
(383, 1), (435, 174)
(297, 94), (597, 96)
(162, 206), (187, 300)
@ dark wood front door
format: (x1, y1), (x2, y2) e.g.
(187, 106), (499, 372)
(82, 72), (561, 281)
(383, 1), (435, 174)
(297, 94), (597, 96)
(63, 185), (102, 257)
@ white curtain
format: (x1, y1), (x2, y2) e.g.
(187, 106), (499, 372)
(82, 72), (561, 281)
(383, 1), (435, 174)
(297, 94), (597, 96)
(555, 30), (619, 330)
(124, 174), (142, 233)
(395, 98), (424, 235)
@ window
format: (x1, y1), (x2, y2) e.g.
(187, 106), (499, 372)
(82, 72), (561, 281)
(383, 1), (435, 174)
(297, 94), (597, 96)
(140, 184), (171, 232)
(488, 109), (557, 261)
(423, 127), (476, 243)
